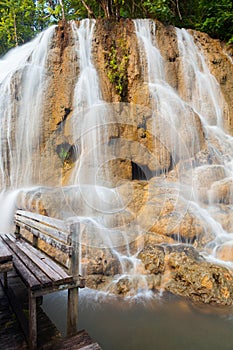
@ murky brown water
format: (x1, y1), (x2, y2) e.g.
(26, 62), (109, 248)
(43, 289), (233, 350)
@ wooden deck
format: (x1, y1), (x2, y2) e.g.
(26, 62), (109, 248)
(0, 269), (102, 349)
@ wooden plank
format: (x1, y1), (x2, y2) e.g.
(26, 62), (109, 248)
(2, 235), (50, 289)
(14, 241), (72, 284)
(4, 249), (40, 290)
(16, 210), (67, 232)
(0, 237), (12, 262)
(81, 344), (102, 350)
(5, 234), (72, 286)
(31, 280), (83, 298)
(58, 330), (102, 350)
(7, 242), (51, 287)
(15, 214), (69, 244)
(22, 240), (71, 279)
(15, 222), (72, 255)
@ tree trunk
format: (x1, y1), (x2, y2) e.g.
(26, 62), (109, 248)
(97, 0), (113, 18)
(176, 0), (182, 21)
(59, 0), (66, 21)
(13, 13), (18, 46)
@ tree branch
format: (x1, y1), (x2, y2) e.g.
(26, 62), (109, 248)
(80, 0), (95, 18)
(58, 0), (66, 21)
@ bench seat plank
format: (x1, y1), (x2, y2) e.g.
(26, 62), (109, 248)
(22, 240), (71, 279)
(0, 236), (13, 263)
(1, 241), (40, 290)
(15, 242), (72, 284)
(3, 234), (73, 285)
(2, 234), (52, 288)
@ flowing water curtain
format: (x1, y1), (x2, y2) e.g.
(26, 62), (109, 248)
(176, 28), (233, 263)
(68, 20), (125, 216)
(133, 19), (233, 266)
(67, 20), (126, 245)
(176, 28), (228, 128)
(64, 20), (148, 285)
(0, 26), (56, 232)
(70, 20), (107, 189)
(134, 20), (202, 168)
(0, 26), (56, 190)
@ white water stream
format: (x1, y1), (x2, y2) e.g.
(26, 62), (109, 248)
(66, 20), (144, 282)
(134, 19), (233, 267)
(0, 26), (56, 232)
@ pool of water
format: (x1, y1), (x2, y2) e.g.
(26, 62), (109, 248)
(43, 289), (233, 350)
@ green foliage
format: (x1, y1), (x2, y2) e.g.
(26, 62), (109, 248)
(1, 0), (233, 56)
(106, 39), (129, 99)
(0, 0), (36, 55)
(56, 142), (76, 165)
(58, 145), (69, 162)
(195, 0), (233, 43)
(144, 0), (173, 22)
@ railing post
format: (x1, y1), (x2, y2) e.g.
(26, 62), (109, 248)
(15, 223), (20, 240)
(67, 221), (80, 336)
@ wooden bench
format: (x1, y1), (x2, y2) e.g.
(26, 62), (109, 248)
(1, 209), (85, 350)
(0, 237), (13, 286)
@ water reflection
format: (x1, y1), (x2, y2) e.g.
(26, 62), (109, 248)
(43, 290), (233, 350)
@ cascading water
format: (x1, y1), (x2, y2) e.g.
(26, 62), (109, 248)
(176, 28), (233, 265)
(0, 18), (232, 299)
(65, 20), (145, 285)
(176, 28), (226, 127)
(134, 20), (203, 166)
(0, 26), (56, 232)
(134, 19), (233, 268)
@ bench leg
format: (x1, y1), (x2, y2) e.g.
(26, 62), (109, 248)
(3, 272), (8, 288)
(67, 287), (78, 336)
(29, 293), (37, 350)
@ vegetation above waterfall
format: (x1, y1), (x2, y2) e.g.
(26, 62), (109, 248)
(0, 0), (233, 56)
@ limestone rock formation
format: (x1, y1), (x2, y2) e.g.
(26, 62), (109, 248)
(6, 19), (233, 305)
(164, 246), (233, 305)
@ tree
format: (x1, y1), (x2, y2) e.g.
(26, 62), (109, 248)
(195, 0), (233, 43)
(0, 0), (36, 55)
(1, 0), (232, 56)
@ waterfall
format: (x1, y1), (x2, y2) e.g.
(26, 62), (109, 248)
(0, 18), (232, 297)
(134, 20), (203, 165)
(134, 19), (233, 267)
(0, 26), (56, 232)
(65, 20), (142, 281)
(176, 28), (227, 127)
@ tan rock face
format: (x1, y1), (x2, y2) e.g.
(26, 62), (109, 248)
(216, 244), (233, 262)
(164, 247), (233, 305)
(189, 30), (233, 134)
(138, 245), (165, 274)
(192, 165), (227, 203)
(209, 178), (233, 205)
(23, 19), (232, 189)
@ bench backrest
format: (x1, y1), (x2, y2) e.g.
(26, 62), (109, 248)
(14, 210), (80, 273)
